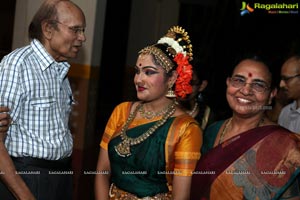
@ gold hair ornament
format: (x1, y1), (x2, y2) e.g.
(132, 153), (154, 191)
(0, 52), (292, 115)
(158, 26), (193, 61)
(139, 46), (175, 72)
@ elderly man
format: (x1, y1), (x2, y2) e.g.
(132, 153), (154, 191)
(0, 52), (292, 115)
(0, 0), (86, 199)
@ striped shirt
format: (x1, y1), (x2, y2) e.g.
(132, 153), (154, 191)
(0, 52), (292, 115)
(278, 101), (300, 134)
(0, 39), (73, 160)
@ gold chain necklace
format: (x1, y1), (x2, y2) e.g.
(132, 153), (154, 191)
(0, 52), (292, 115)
(218, 118), (232, 144)
(114, 101), (176, 157)
(218, 117), (265, 144)
(139, 103), (171, 119)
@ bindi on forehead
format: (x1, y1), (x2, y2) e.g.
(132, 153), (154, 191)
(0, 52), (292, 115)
(248, 72), (252, 77)
(137, 54), (146, 67)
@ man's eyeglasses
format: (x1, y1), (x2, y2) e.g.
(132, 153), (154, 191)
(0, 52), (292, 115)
(54, 21), (85, 36)
(229, 77), (270, 93)
(280, 74), (300, 83)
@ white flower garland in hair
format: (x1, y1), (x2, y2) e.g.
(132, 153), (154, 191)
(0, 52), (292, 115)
(157, 37), (186, 56)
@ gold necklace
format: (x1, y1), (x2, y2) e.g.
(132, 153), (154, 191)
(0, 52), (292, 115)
(218, 118), (232, 144)
(187, 102), (198, 116)
(114, 101), (176, 157)
(139, 103), (171, 119)
(218, 117), (265, 144)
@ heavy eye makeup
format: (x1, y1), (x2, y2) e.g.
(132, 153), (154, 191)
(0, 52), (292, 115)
(134, 65), (160, 76)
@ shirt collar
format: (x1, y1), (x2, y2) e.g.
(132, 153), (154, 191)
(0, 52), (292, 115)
(31, 39), (70, 71)
(290, 101), (300, 113)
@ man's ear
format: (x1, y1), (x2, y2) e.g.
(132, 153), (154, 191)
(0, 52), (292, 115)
(42, 21), (54, 39)
(268, 87), (277, 105)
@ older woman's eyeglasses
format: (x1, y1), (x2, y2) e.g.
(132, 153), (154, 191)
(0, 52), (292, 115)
(54, 21), (85, 36)
(229, 77), (270, 93)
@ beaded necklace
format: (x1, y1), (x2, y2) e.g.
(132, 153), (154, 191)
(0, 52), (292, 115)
(187, 102), (198, 116)
(139, 103), (171, 119)
(114, 101), (176, 157)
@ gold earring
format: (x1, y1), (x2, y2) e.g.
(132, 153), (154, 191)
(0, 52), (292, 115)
(166, 84), (176, 98)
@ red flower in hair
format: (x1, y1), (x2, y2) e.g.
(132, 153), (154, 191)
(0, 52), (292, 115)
(174, 53), (193, 98)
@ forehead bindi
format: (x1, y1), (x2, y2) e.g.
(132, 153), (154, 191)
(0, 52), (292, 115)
(235, 60), (269, 77)
(137, 54), (158, 68)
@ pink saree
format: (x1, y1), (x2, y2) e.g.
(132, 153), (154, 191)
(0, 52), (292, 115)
(191, 125), (300, 200)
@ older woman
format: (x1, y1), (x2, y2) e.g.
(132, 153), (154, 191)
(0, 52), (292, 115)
(95, 26), (202, 200)
(191, 56), (300, 199)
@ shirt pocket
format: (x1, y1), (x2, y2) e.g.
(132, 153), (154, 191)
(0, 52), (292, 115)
(26, 96), (59, 131)
(30, 96), (56, 109)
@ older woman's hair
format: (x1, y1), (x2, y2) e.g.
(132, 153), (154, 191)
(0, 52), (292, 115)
(232, 53), (276, 89)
